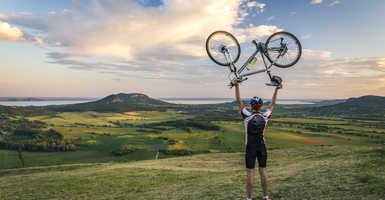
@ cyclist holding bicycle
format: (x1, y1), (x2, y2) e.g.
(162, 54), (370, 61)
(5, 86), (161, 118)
(233, 81), (282, 200)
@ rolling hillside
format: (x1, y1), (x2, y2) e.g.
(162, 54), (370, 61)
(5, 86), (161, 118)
(1, 94), (385, 199)
(0, 145), (384, 200)
(305, 95), (385, 118)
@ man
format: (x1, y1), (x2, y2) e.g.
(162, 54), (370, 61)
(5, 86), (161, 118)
(233, 81), (282, 200)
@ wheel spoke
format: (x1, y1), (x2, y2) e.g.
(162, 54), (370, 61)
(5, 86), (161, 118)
(266, 32), (301, 67)
(206, 31), (241, 66)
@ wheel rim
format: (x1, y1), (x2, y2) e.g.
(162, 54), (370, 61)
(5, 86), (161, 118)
(267, 33), (301, 67)
(207, 32), (240, 66)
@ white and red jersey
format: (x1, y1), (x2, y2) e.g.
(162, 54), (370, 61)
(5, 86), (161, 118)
(241, 108), (272, 145)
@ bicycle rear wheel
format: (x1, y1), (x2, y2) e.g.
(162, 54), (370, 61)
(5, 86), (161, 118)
(206, 31), (241, 66)
(265, 31), (302, 68)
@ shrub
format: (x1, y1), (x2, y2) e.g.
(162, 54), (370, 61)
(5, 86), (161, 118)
(160, 149), (193, 156)
(111, 144), (141, 156)
(1, 128), (76, 152)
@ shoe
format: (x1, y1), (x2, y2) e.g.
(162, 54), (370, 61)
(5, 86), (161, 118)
(263, 196), (272, 200)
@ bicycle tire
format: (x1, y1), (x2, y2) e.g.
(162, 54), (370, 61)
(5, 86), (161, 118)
(206, 31), (241, 66)
(265, 31), (302, 68)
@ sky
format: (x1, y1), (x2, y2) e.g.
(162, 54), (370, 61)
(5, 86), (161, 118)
(0, 0), (385, 99)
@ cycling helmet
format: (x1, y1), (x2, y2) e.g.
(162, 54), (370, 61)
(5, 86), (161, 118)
(250, 96), (263, 110)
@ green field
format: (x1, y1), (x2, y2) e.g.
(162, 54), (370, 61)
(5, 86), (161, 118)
(1, 145), (384, 200)
(1, 104), (385, 199)
(1, 109), (384, 169)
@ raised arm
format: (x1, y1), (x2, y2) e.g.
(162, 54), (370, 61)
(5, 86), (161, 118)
(234, 82), (244, 111)
(268, 84), (282, 111)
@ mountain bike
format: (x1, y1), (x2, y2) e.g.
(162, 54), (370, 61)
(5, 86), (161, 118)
(205, 31), (302, 87)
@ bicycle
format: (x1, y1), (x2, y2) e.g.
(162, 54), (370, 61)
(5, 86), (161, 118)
(205, 31), (302, 87)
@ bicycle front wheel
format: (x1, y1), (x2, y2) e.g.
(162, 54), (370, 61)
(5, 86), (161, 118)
(206, 31), (241, 66)
(265, 31), (302, 68)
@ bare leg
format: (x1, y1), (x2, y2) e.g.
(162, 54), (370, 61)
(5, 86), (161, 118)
(258, 167), (268, 196)
(246, 168), (254, 199)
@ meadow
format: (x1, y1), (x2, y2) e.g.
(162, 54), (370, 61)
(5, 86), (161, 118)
(0, 104), (384, 199)
(0, 145), (384, 200)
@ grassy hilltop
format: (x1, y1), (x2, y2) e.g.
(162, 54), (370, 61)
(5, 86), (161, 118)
(1, 145), (384, 200)
(0, 93), (385, 199)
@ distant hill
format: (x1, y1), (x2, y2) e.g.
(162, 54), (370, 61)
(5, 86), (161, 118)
(314, 99), (346, 106)
(47, 93), (172, 112)
(97, 93), (168, 105)
(306, 95), (385, 118)
(3, 93), (384, 118)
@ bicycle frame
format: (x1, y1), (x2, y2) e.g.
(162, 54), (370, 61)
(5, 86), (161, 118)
(224, 40), (275, 85)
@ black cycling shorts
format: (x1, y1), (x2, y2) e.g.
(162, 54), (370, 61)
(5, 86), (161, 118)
(245, 144), (267, 169)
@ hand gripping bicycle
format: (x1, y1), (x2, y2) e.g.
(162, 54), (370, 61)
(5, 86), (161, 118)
(205, 31), (302, 87)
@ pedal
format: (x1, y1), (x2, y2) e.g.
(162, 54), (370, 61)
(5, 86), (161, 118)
(266, 75), (282, 86)
(265, 82), (279, 86)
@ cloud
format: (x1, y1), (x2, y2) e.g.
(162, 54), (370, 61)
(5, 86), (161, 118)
(267, 16), (275, 21)
(2, 1), (281, 66)
(40, 0), (245, 61)
(0, 21), (24, 41)
(376, 57), (385, 71)
(234, 25), (283, 43)
(0, 0), (286, 85)
(247, 1), (265, 9)
(3, 14), (49, 31)
(319, 57), (385, 74)
(290, 12), (296, 16)
(246, 1), (265, 13)
(273, 55), (385, 98)
(329, 0), (340, 6)
(19, 12), (32, 15)
(310, 0), (323, 4)
(303, 49), (332, 59)
(0, 20), (44, 44)
(301, 34), (312, 39)
(0, 13), (7, 20)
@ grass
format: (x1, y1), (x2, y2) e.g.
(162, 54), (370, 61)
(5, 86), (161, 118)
(272, 117), (346, 125)
(3, 112), (385, 170)
(0, 149), (160, 169)
(1, 108), (385, 199)
(27, 110), (187, 127)
(0, 145), (384, 200)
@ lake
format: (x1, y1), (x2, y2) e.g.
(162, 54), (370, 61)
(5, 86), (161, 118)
(0, 99), (314, 107)
(161, 99), (314, 105)
(0, 100), (93, 107)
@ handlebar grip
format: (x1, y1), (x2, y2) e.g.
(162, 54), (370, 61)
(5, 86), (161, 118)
(265, 83), (277, 86)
